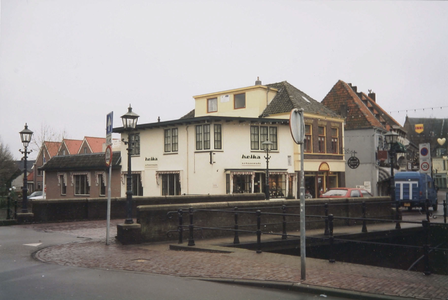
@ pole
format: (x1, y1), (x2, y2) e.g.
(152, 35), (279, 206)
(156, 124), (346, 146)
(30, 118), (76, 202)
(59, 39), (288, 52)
(125, 136), (133, 224)
(300, 142), (306, 280)
(21, 146), (28, 213)
(106, 163), (112, 245)
(265, 147), (270, 200)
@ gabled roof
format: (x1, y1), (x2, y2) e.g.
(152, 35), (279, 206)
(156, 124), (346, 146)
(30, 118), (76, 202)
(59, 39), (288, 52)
(261, 81), (340, 118)
(79, 137), (106, 154)
(321, 80), (402, 131)
(40, 152), (121, 171)
(404, 117), (448, 145)
(60, 139), (83, 155)
(44, 141), (62, 158)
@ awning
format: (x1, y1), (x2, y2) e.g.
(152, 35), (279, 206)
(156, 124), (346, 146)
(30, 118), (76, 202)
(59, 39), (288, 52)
(378, 167), (391, 182)
(391, 142), (407, 153)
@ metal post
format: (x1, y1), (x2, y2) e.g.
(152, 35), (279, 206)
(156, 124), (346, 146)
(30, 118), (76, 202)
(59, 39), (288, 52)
(21, 146), (29, 213)
(425, 199), (430, 223)
(422, 220), (431, 276)
(328, 214), (335, 263)
(324, 203), (329, 235)
(443, 200), (447, 224)
(7, 196), (11, 220)
(265, 149), (270, 200)
(188, 207), (195, 246)
(256, 210), (262, 253)
(234, 207), (240, 244)
(178, 209), (183, 244)
(282, 205), (287, 240)
(125, 138), (133, 224)
(362, 201), (367, 233)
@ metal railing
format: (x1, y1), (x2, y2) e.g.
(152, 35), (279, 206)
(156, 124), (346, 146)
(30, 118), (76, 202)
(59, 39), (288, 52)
(167, 200), (448, 275)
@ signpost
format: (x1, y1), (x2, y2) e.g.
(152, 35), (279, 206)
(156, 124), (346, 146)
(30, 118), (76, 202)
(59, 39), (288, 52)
(289, 108), (306, 281)
(105, 112), (113, 245)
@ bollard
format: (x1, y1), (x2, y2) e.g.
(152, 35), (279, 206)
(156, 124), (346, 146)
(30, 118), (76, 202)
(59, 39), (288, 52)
(395, 200), (401, 230)
(362, 201), (367, 233)
(443, 199), (446, 223)
(328, 214), (335, 263)
(282, 205), (287, 240)
(233, 207), (240, 244)
(324, 203), (329, 235)
(256, 210), (262, 254)
(422, 220), (431, 276)
(188, 207), (195, 246)
(425, 199), (430, 223)
(178, 209), (183, 244)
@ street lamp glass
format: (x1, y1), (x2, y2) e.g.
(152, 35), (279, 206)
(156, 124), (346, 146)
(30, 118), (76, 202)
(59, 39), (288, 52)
(19, 123), (33, 148)
(121, 105), (139, 129)
(384, 131), (399, 145)
(262, 140), (273, 151)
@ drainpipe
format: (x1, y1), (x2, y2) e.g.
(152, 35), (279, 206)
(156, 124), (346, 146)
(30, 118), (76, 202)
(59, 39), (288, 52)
(185, 126), (189, 195)
(266, 87), (271, 107)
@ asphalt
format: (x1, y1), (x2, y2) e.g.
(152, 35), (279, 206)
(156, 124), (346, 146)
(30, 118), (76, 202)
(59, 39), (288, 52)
(14, 219), (448, 300)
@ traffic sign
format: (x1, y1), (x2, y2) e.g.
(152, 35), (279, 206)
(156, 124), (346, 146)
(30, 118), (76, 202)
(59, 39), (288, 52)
(106, 112), (113, 146)
(289, 108), (304, 144)
(420, 161), (430, 172)
(105, 145), (113, 167)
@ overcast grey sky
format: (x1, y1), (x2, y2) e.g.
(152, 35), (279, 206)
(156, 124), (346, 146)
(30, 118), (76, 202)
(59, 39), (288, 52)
(1, 0), (447, 159)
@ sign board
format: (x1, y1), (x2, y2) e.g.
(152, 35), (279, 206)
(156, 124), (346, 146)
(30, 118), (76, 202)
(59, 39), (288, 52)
(289, 108), (305, 144)
(106, 112), (113, 146)
(347, 156), (360, 169)
(419, 143), (431, 174)
(415, 124), (424, 134)
(105, 145), (113, 167)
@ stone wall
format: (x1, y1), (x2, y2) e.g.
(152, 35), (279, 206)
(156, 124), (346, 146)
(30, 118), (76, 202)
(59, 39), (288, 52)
(137, 197), (394, 243)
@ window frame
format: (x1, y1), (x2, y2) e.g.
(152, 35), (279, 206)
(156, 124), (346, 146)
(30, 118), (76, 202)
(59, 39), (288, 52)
(318, 126), (326, 153)
(129, 133), (140, 156)
(331, 127), (339, 154)
(207, 97), (218, 113)
(304, 124), (312, 153)
(98, 173), (106, 196)
(161, 173), (181, 195)
(74, 174), (90, 196)
(234, 93), (246, 109)
(132, 173), (143, 196)
(59, 174), (66, 195)
(214, 124), (222, 149)
(251, 125), (278, 151)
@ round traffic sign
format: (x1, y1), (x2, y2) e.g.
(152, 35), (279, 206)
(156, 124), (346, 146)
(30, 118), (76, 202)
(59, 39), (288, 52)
(420, 161), (430, 172)
(289, 108), (304, 144)
(105, 145), (113, 167)
(420, 147), (429, 156)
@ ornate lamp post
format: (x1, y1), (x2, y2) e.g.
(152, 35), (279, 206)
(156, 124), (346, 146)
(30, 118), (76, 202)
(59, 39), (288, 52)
(19, 123), (33, 213)
(262, 140), (273, 200)
(385, 131), (400, 229)
(121, 105), (139, 224)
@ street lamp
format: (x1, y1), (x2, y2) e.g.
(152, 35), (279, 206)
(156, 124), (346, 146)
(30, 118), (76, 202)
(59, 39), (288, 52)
(121, 105), (139, 224)
(19, 123), (33, 213)
(262, 140), (273, 200)
(385, 131), (400, 229)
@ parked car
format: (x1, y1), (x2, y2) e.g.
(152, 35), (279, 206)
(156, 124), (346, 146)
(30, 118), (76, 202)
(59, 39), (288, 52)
(28, 191), (45, 200)
(320, 188), (372, 198)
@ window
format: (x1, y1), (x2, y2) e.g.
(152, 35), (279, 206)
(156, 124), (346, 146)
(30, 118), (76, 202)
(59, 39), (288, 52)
(132, 174), (143, 196)
(234, 93), (246, 109)
(98, 174), (106, 196)
(207, 97), (217, 113)
(162, 174), (181, 195)
(129, 133), (140, 155)
(195, 124), (211, 150)
(214, 124), (222, 149)
(251, 125), (278, 150)
(304, 124), (312, 153)
(164, 128), (178, 152)
(331, 128), (338, 154)
(74, 174), (90, 195)
(59, 174), (66, 195)
(318, 126), (326, 153)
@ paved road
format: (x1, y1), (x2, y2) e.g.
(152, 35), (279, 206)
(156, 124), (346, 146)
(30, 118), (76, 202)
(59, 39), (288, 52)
(0, 224), (345, 300)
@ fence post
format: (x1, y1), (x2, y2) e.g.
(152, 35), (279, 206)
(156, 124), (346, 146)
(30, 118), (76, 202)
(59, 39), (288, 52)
(256, 210), (262, 254)
(422, 220), (431, 276)
(362, 201), (368, 233)
(188, 207), (195, 246)
(282, 205), (287, 240)
(395, 200), (401, 230)
(328, 214), (335, 263)
(444, 200), (447, 224)
(177, 209), (183, 244)
(7, 196), (11, 220)
(234, 207), (240, 244)
(324, 203), (329, 235)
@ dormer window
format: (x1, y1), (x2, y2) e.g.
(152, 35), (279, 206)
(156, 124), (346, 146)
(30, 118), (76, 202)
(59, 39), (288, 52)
(234, 93), (246, 109)
(207, 97), (217, 113)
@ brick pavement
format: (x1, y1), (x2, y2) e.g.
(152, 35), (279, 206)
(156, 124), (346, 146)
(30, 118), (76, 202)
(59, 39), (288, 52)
(24, 220), (448, 300)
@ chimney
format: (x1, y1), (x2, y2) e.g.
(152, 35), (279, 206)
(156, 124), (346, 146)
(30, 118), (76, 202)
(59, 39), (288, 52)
(368, 90), (376, 102)
(158, 116), (160, 122)
(255, 77), (262, 85)
(352, 86), (357, 93)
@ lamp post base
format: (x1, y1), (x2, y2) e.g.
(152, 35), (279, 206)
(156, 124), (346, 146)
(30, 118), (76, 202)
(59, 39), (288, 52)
(16, 212), (34, 224)
(116, 223), (142, 245)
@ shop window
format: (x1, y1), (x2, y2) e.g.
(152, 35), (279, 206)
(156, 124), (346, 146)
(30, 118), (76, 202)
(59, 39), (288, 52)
(161, 173), (181, 195)
(233, 174), (251, 193)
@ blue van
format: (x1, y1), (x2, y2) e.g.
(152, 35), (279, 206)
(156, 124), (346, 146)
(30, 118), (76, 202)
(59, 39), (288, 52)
(394, 172), (438, 211)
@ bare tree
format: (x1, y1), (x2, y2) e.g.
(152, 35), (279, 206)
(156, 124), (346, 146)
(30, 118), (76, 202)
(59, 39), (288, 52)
(31, 122), (67, 153)
(0, 139), (18, 195)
